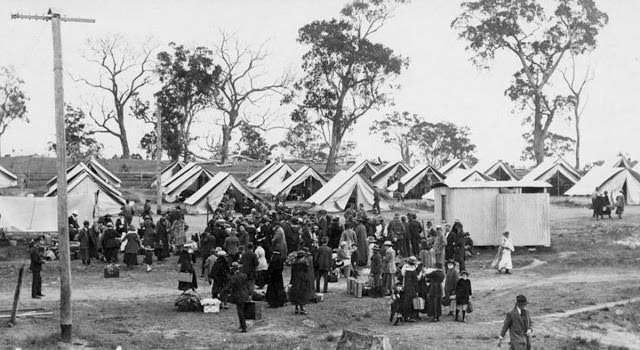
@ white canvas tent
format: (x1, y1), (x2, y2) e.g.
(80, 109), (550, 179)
(565, 166), (640, 205)
(387, 164), (445, 199)
(371, 161), (410, 188)
(0, 194), (108, 233)
(46, 162), (89, 188)
(472, 160), (520, 181)
(605, 156), (634, 169)
(86, 158), (122, 187)
(521, 157), (581, 195)
(438, 159), (472, 176)
(183, 172), (263, 214)
(151, 161), (186, 188)
(44, 164), (125, 215)
(347, 160), (379, 179)
(432, 181), (551, 246)
(306, 170), (390, 213)
(246, 161), (279, 185)
(163, 164), (213, 203)
(634, 163), (640, 174)
(273, 165), (327, 199)
(0, 164), (18, 188)
(163, 162), (198, 190)
(250, 162), (294, 194)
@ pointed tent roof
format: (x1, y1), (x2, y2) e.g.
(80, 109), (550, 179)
(370, 161), (411, 188)
(151, 160), (186, 188)
(273, 165), (327, 197)
(421, 168), (493, 200)
(347, 160), (379, 176)
(605, 156), (634, 169)
(0, 164), (18, 188)
(163, 162), (198, 190)
(634, 163), (640, 173)
(163, 164), (213, 202)
(472, 160), (520, 181)
(438, 159), (472, 176)
(306, 170), (390, 213)
(0, 164), (17, 181)
(45, 163), (125, 207)
(184, 172), (264, 214)
(251, 162), (295, 193)
(46, 162), (87, 187)
(86, 158), (122, 187)
(521, 157), (581, 184)
(247, 161), (279, 185)
(565, 166), (640, 204)
(387, 164), (445, 192)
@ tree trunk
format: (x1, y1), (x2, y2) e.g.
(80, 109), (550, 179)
(575, 114), (581, 171)
(220, 125), (232, 164)
(117, 107), (130, 159)
(325, 125), (344, 174)
(532, 96), (545, 165)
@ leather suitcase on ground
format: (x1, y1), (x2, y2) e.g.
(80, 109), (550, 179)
(353, 281), (364, 298)
(244, 301), (262, 320)
(104, 263), (120, 278)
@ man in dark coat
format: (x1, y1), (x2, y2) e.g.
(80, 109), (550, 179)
(387, 213), (406, 257)
(282, 218), (300, 254)
(77, 221), (92, 265)
(240, 243), (259, 294)
(199, 231), (216, 277)
(314, 237), (332, 293)
(499, 295), (533, 350)
(354, 219), (369, 266)
(101, 222), (119, 263)
(327, 217), (343, 250)
(317, 210), (328, 239)
(155, 213), (170, 260)
(29, 238), (44, 299)
(220, 263), (250, 333)
(369, 244), (383, 297)
(408, 214), (424, 256)
(424, 262), (445, 322)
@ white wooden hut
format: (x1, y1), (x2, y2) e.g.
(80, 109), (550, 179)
(432, 180), (551, 246)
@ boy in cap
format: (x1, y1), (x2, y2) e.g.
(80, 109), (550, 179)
(455, 270), (472, 322)
(499, 295), (532, 349)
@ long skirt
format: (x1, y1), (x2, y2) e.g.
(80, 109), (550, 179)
(79, 247), (89, 262)
(428, 297), (441, 318)
(382, 273), (395, 294)
(124, 252), (138, 266)
(266, 279), (287, 308)
(498, 249), (512, 270)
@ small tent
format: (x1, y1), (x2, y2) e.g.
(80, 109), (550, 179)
(306, 170), (390, 213)
(422, 168), (493, 200)
(46, 162), (90, 188)
(521, 157), (581, 195)
(86, 158), (122, 188)
(151, 161), (186, 188)
(250, 162), (294, 194)
(472, 160), (520, 181)
(0, 164), (18, 188)
(387, 164), (445, 199)
(347, 160), (379, 179)
(371, 161), (411, 188)
(273, 165), (327, 200)
(438, 159), (472, 176)
(163, 164), (213, 203)
(163, 162), (198, 190)
(246, 161), (279, 185)
(183, 172), (263, 214)
(45, 163), (125, 215)
(565, 166), (640, 205)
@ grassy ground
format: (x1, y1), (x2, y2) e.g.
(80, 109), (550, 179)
(1, 206), (640, 349)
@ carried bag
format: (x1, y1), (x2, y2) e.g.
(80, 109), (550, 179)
(412, 297), (425, 310)
(466, 301), (474, 313)
(177, 272), (193, 283)
(440, 296), (451, 306)
(103, 263), (120, 278)
(328, 273), (338, 283)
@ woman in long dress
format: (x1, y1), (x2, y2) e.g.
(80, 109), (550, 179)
(266, 251), (287, 308)
(400, 257), (421, 321)
(289, 252), (310, 315)
(177, 249), (197, 291)
(497, 231), (515, 274)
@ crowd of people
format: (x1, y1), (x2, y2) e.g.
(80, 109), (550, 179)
(591, 186), (626, 220)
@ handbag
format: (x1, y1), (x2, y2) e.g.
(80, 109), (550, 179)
(440, 296), (451, 306)
(466, 301), (473, 313)
(177, 272), (193, 283)
(412, 297), (425, 310)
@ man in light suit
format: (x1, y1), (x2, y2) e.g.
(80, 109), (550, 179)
(499, 294), (533, 350)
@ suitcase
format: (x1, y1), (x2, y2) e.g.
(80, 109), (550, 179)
(244, 301), (262, 320)
(353, 281), (364, 298)
(104, 263), (120, 278)
(328, 273), (338, 283)
(412, 297), (425, 310)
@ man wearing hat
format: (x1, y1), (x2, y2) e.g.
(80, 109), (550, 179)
(29, 237), (45, 298)
(101, 222), (119, 263)
(271, 221), (287, 258)
(369, 244), (383, 297)
(68, 210), (80, 241)
(381, 241), (396, 295)
(387, 213), (406, 257)
(315, 237), (333, 294)
(499, 295), (533, 349)
(408, 214), (424, 256)
(220, 262), (250, 333)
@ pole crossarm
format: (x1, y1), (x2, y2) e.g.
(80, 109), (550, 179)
(11, 11), (95, 23)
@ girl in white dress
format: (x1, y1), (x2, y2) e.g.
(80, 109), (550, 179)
(498, 231), (515, 274)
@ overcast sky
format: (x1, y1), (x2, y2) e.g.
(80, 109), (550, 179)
(0, 0), (638, 168)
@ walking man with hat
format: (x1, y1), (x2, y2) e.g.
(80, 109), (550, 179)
(499, 294), (533, 349)
(220, 262), (250, 333)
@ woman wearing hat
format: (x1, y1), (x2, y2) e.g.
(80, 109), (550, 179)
(400, 256), (421, 322)
(424, 262), (445, 322)
(498, 231), (515, 274)
(266, 251), (287, 308)
(444, 259), (459, 316)
(289, 251), (311, 315)
(211, 251), (231, 307)
(101, 222), (119, 263)
(369, 244), (383, 297)
(178, 249), (197, 292)
(455, 270), (472, 322)
(123, 226), (141, 269)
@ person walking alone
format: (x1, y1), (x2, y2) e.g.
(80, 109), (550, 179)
(29, 238), (45, 299)
(221, 262), (250, 333)
(498, 295), (533, 349)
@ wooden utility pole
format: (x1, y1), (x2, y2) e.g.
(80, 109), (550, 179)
(156, 105), (162, 215)
(11, 9), (94, 343)
(8, 265), (25, 326)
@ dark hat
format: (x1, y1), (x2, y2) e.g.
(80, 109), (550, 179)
(516, 295), (528, 305)
(372, 244), (380, 251)
(447, 258), (456, 265)
(460, 270), (469, 276)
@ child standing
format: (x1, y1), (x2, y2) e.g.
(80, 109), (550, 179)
(455, 270), (472, 322)
(444, 259), (459, 316)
